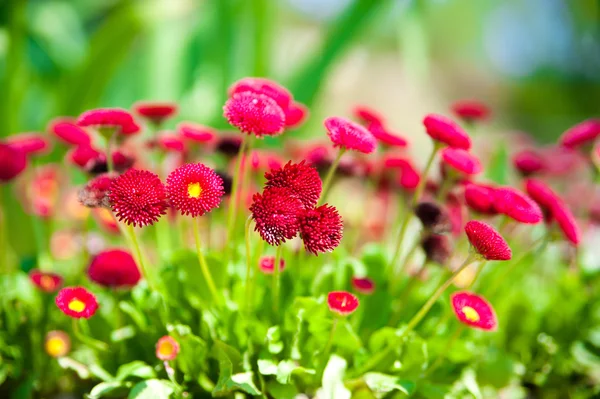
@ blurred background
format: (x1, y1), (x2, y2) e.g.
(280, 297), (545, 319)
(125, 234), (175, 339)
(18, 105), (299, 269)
(1, 0), (599, 148)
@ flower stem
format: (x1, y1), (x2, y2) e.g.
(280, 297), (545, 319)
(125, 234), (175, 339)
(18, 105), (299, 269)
(412, 142), (441, 209)
(423, 325), (464, 377)
(272, 244), (283, 316)
(244, 217), (254, 313)
(192, 218), (222, 307)
(322, 317), (339, 360)
(225, 136), (249, 261)
(319, 148), (345, 205)
(71, 319), (108, 352)
(106, 131), (116, 174)
(125, 224), (155, 292)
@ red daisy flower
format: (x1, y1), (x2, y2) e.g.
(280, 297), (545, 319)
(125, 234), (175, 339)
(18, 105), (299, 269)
(133, 101), (178, 124)
(450, 100), (491, 123)
(284, 102), (309, 128)
(29, 270), (63, 293)
(264, 160), (322, 208)
(77, 108), (139, 135)
(324, 116), (377, 154)
(441, 148), (482, 175)
(178, 122), (217, 144)
(156, 134), (186, 153)
(67, 145), (102, 169)
(45, 331), (71, 358)
(351, 277), (375, 295)
(249, 187), (304, 246)
(55, 287), (98, 319)
(327, 291), (359, 315)
(553, 202), (581, 245)
(559, 118), (600, 149)
(493, 187), (543, 224)
(259, 255), (286, 274)
(50, 119), (92, 146)
(385, 157), (421, 190)
(352, 105), (385, 126)
(524, 179), (558, 218)
(7, 133), (51, 157)
(78, 174), (114, 208)
(451, 291), (497, 331)
(0, 143), (27, 183)
(464, 183), (498, 215)
(88, 249), (141, 288)
(513, 149), (545, 176)
(156, 336), (180, 361)
(368, 123), (408, 148)
(229, 77), (292, 111)
(223, 91), (286, 137)
(421, 234), (451, 265)
(109, 169), (169, 227)
(166, 163), (224, 217)
(465, 220), (512, 261)
(299, 204), (343, 255)
(423, 114), (471, 150)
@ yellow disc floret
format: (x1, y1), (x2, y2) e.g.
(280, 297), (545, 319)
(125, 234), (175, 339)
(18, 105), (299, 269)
(187, 182), (202, 198)
(462, 306), (480, 322)
(68, 299), (86, 313)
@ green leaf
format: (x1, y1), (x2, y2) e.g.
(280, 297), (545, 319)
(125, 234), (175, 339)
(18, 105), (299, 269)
(211, 341), (260, 396)
(266, 326), (284, 354)
(110, 325), (136, 342)
(57, 357), (90, 379)
(127, 379), (174, 399)
(88, 382), (131, 399)
(363, 373), (415, 396)
(89, 364), (115, 382)
(320, 355), (351, 399)
(115, 361), (156, 381)
(257, 359), (278, 376)
(461, 368), (482, 399)
(119, 301), (148, 330)
(275, 360), (315, 384)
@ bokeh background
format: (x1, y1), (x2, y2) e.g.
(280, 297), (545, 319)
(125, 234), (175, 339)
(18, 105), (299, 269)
(1, 0), (599, 147)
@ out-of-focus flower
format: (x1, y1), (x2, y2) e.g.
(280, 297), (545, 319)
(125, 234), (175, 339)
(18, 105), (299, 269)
(78, 174), (114, 208)
(0, 143), (27, 183)
(45, 331), (71, 358)
(451, 291), (497, 331)
(77, 108), (140, 135)
(67, 145), (102, 169)
(352, 105), (385, 126)
(49, 119), (92, 146)
(299, 204), (343, 255)
(465, 220), (512, 261)
(284, 102), (309, 129)
(249, 150), (285, 173)
(367, 123), (408, 148)
(324, 116), (377, 154)
(494, 187), (543, 224)
(513, 149), (545, 176)
(88, 249), (141, 288)
(93, 208), (120, 235)
(27, 166), (60, 219)
(7, 133), (52, 157)
(559, 118), (600, 149)
(259, 256), (286, 274)
(327, 291), (359, 315)
(30, 270), (63, 293)
(450, 100), (491, 123)
(178, 123), (217, 144)
(415, 202), (451, 234)
(385, 157), (421, 191)
(421, 234), (451, 265)
(464, 183), (498, 215)
(156, 134), (186, 153)
(264, 161), (322, 208)
(166, 163), (224, 218)
(441, 148), (482, 175)
(156, 336), (180, 361)
(215, 135), (243, 157)
(85, 150), (135, 175)
(351, 277), (375, 295)
(55, 287), (98, 319)
(133, 101), (178, 125)
(250, 187), (304, 246)
(223, 92), (285, 137)
(423, 114), (471, 150)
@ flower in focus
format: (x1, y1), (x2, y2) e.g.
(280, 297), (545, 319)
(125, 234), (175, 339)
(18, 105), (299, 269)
(451, 100), (491, 123)
(223, 91), (286, 137)
(493, 187), (543, 224)
(327, 291), (359, 316)
(50, 119), (92, 146)
(451, 291), (497, 331)
(464, 183), (498, 215)
(7, 133), (52, 157)
(88, 249), (141, 288)
(156, 336), (180, 361)
(423, 114), (471, 150)
(441, 148), (482, 175)
(559, 118), (600, 149)
(109, 169), (169, 227)
(0, 143), (27, 183)
(45, 331), (71, 358)
(250, 187), (304, 246)
(77, 108), (140, 135)
(299, 204), (343, 255)
(259, 255), (286, 274)
(30, 270), (63, 293)
(513, 149), (545, 176)
(166, 163), (224, 217)
(324, 116), (377, 154)
(421, 234), (451, 265)
(133, 101), (178, 125)
(55, 287), (99, 319)
(78, 174), (114, 208)
(264, 161), (322, 208)
(465, 220), (512, 261)
(415, 202), (451, 234)
(351, 277), (375, 295)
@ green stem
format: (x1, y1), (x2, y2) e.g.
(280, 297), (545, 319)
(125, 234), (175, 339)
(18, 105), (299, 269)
(244, 217), (254, 313)
(390, 228), (425, 293)
(225, 137), (249, 260)
(412, 142), (441, 208)
(72, 319), (108, 352)
(192, 218), (222, 307)
(272, 244), (283, 316)
(423, 325), (464, 377)
(389, 257), (429, 326)
(0, 186), (7, 272)
(322, 317), (339, 361)
(319, 148), (345, 205)
(125, 224), (155, 291)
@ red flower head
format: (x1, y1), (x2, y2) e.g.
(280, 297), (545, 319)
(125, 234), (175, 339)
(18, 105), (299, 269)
(324, 116), (377, 154)
(156, 336), (180, 361)
(249, 150), (285, 173)
(178, 122), (217, 144)
(451, 291), (497, 331)
(55, 287), (98, 319)
(78, 174), (114, 208)
(559, 118), (600, 149)
(513, 149), (545, 176)
(524, 179), (558, 219)
(464, 183), (498, 215)
(109, 169), (169, 227)
(284, 102), (309, 128)
(351, 277), (375, 295)
(553, 201), (581, 246)
(166, 163), (224, 217)
(327, 291), (359, 316)
(259, 255), (286, 274)
(88, 249), (141, 288)
(250, 187), (304, 246)
(50, 119), (91, 146)
(441, 148), (482, 175)
(465, 220), (512, 261)
(299, 204), (343, 255)
(368, 123), (408, 148)
(45, 331), (71, 358)
(67, 145), (102, 169)
(421, 234), (452, 265)
(77, 108), (139, 135)
(223, 91), (286, 137)
(84, 150), (135, 175)
(352, 105), (385, 126)
(493, 187), (543, 224)
(0, 143), (27, 183)
(385, 157), (421, 191)
(156, 134), (186, 153)
(423, 114), (471, 150)
(450, 100), (491, 123)
(30, 270), (63, 293)
(264, 160), (322, 208)
(7, 134), (51, 157)
(133, 101), (178, 124)
(229, 77), (292, 110)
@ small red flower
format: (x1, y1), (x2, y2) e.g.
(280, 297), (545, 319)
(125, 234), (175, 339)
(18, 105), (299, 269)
(166, 163), (224, 217)
(109, 169), (169, 227)
(7, 134), (51, 157)
(77, 108), (139, 135)
(178, 122), (217, 143)
(385, 157), (421, 190)
(85, 150), (135, 175)
(45, 331), (71, 358)
(259, 255), (286, 274)
(324, 116), (377, 154)
(133, 101), (178, 124)
(0, 143), (27, 183)
(553, 201), (581, 246)
(421, 234), (451, 265)
(264, 161), (322, 208)
(88, 249), (141, 288)
(423, 114), (471, 150)
(513, 149), (545, 176)
(67, 145), (102, 169)
(559, 118), (600, 149)
(78, 174), (114, 208)
(156, 134), (186, 153)
(223, 91), (286, 137)
(465, 220), (512, 261)
(156, 336), (180, 361)
(55, 287), (98, 319)
(451, 100), (491, 123)
(464, 183), (498, 215)
(30, 270), (63, 293)
(451, 291), (497, 331)
(50, 119), (92, 146)
(493, 187), (543, 224)
(250, 187), (304, 246)
(441, 148), (482, 175)
(524, 179), (557, 217)
(368, 123), (408, 148)
(327, 291), (359, 316)
(284, 102), (309, 128)
(351, 277), (375, 295)
(352, 105), (385, 126)
(299, 204), (343, 255)
(229, 77), (293, 110)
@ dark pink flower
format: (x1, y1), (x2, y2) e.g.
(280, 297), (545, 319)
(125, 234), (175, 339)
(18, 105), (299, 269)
(464, 183), (498, 215)
(385, 157), (421, 190)
(368, 123), (408, 148)
(441, 148), (482, 175)
(7, 134), (51, 157)
(67, 145), (102, 169)
(78, 173), (114, 208)
(559, 118), (600, 149)
(327, 291), (359, 315)
(229, 77), (292, 111)
(133, 101), (177, 124)
(156, 134), (186, 153)
(264, 161), (322, 208)
(259, 256), (286, 274)
(451, 291), (497, 331)
(178, 122), (217, 144)
(250, 187), (304, 246)
(351, 277), (375, 295)
(324, 116), (377, 154)
(55, 287), (98, 319)
(451, 101), (491, 123)
(77, 108), (139, 135)
(299, 204), (343, 255)
(50, 119), (91, 146)
(352, 105), (385, 126)
(284, 102), (309, 129)
(88, 249), (141, 288)
(493, 187), (543, 224)
(0, 143), (27, 183)
(30, 270), (63, 293)
(465, 220), (512, 261)
(513, 149), (545, 176)
(223, 92), (286, 137)
(166, 163), (224, 217)
(423, 114), (471, 149)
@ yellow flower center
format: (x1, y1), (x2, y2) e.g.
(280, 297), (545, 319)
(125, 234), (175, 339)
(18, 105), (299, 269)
(158, 341), (174, 356)
(40, 275), (54, 290)
(462, 306), (480, 322)
(187, 182), (202, 198)
(68, 299), (86, 313)
(45, 337), (66, 357)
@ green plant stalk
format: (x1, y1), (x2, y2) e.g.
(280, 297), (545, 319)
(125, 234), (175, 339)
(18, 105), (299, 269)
(389, 257), (429, 326)
(225, 136), (249, 261)
(322, 316), (340, 361)
(272, 244), (284, 316)
(319, 148), (345, 205)
(125, 224), (155, 292)
(0, 186), (6, 272)
(244, 217), (254, 313)
(72, 319), (108, 352)
(192, 218), (222, 307)
(423, 324), (464, 377)
(389, 228), (425, 294)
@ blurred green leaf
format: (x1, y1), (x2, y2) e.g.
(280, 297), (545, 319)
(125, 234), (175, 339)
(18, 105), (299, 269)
(211, 340), (260, 396)
(362, 372), (415, 396)
(89, 381), (132, 399)
(320, 355), (351, 399)
(57, 357), (90, 380)
(127, 379), (174, 399)
(115, 361), (156, 381)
